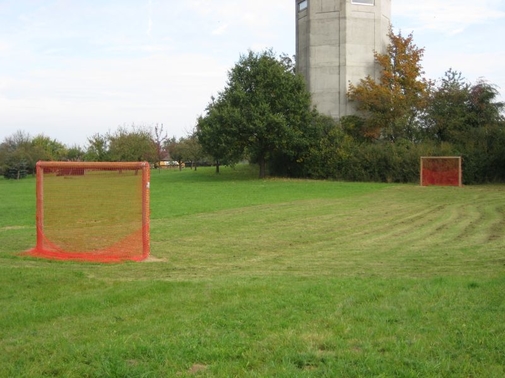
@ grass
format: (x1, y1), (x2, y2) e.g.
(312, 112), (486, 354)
(0, 165), (504, 377)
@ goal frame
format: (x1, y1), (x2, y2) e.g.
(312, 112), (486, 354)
(420, 156), (462, 187)
(32, 161), (150, 262)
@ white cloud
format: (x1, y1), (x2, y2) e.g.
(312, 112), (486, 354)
(423, 50), (505, 88)
(147, 18), (153, 36)
(146, 0), (153, 36)
(0, 52), (229, 145)
(394, 0), (505, 34)
(0, 41), (11, 53)
(212, 23), (229, 36)
(392, 0), (505, 98)
(187, 0), (293, 39)
(1, 1), (503, 146)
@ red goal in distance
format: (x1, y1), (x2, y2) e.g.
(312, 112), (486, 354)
(28, 161), (150, 262)
(420, 156), (462, 187)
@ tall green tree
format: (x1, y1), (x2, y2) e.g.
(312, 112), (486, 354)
(197, 50), (313, 178)
(425, 71), (504, 147)
(467, 80), (504, 129)
(196, 101), (244, 173)
(347, 28), (430, 142)
(423, 69), (470, 143)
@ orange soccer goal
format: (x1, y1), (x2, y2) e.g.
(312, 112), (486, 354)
(28, 161), (150, 262)
(420, 156), (462, 187)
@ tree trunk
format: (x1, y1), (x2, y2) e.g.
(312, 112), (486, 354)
(258, 155), (266, 179)
(215, 160), (220, 174)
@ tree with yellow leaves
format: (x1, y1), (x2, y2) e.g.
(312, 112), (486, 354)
(347, 28), (431, 142)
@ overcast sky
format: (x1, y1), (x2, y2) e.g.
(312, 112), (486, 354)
(1, 0), (504, 147)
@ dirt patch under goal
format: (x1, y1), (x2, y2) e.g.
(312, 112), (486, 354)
(143, 255), (167, 263)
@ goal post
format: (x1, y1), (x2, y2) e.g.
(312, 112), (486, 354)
(28, 161), (150, 262)
(420, 156), (462, 187)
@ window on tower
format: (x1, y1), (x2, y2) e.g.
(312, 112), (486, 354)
(299, 0), (308, 11)
(352, 0), (374, 5)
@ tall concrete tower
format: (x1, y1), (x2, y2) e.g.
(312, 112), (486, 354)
(296, 0), (391, 119)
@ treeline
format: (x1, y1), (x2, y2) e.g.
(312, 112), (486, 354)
(0, 123), (212, 179)
(0, 125), (153, 177)
(3, 31), (504, 183)
(196, 32), (504, 184)
(0, 132), (85, 178)
(299, 70), (505, 184)
(302, 120), (505, 184)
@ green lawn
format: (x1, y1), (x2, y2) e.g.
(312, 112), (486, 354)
(1, 166), (504, 377)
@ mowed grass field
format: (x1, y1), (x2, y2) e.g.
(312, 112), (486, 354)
(0, 165), (504, 377)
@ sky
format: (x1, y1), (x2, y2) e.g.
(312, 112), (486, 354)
(1, 0), (504, 147)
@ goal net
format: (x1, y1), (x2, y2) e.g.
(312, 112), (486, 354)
(420, 156), (462, 187)
(28, 161), (150, 262)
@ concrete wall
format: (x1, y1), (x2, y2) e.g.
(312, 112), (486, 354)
(296, 0), (391, 119)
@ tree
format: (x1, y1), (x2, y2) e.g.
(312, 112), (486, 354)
(166, 137), (185, 171)
(108, 125), (157, 163)
(65, 145), (85, 161)
(1, 132), (34, 177)
(0, 131), (87, 178)
(347, 28), (430, 142)
(32, 135), (67, 161)
(0, 131), (44, 177)
(467, 79), (504, 130)
(85, 133), (110, 162)
(165, 134), (206, 171)
(304, 114), (349, 179)
(197, 49), (313, 178)
(196, 103), (243, 174)
(182, 134), (205, 171)
(423, 69), (470, 143)
(84, 126), (158, 163)
(424, 71), (505, 147)
(152, 123), (169, 167)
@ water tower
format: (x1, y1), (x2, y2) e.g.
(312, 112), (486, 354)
(296, 0), (391, 118)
